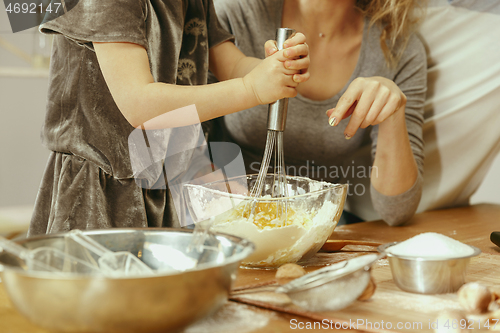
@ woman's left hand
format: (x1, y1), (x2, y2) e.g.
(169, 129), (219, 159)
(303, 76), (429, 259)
(326, 76), (407, 139)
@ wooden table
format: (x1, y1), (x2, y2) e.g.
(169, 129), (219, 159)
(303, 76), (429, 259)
(1, 204), (499, 333)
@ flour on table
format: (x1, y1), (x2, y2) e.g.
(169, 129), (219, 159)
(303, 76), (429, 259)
(184, 302), (273, 333)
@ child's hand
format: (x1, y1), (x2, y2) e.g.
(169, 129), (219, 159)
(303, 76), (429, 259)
(242, 50), (299, 105)
(265, 32), (310, 83)
(243, 33), (310, 105)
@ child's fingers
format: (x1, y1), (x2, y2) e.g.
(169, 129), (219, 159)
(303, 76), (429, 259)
(283, 32), (306, 49)
(265, 40), (278, 57)
(283, 44), (309, 59)
(268, 50), (300, 74)
(270, 49), (289, 62)
(282, 67), (301, 75)
(293, 71), (310, 83)
(283, 86), (298, 98)
(284, 56), (310, 70)
(280, 73), (299, 88)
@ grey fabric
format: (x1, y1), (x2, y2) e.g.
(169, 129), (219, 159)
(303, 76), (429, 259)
(29, 0), (234, 236)
(211, 0), (426, 226)
(29, 152), (177, 236)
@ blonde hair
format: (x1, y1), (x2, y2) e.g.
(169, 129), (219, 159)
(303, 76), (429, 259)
(356, 0), (427, 67)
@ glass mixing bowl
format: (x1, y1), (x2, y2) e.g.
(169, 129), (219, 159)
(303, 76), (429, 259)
(184, 175), (347, 268)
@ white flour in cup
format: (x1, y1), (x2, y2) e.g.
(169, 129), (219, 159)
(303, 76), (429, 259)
(386, 232), (475, 258)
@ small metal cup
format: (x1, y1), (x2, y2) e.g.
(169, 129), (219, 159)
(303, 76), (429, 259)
(378, 242), (481, 294)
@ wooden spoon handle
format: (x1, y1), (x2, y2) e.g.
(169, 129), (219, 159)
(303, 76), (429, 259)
(321, 240), (382, 252)
(231, 285), (279, 296)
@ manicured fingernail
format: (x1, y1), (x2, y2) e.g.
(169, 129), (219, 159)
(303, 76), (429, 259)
(329, 117), (336, 126)
(345, 134), (352, 140)
(284, 50), (290, 57)
(285, 60), (292, 68)
(271, 47), (278, 53)
(283, 43), (289, 48)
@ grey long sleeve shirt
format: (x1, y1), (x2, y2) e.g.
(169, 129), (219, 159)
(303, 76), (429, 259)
(211, 0), (426, 226)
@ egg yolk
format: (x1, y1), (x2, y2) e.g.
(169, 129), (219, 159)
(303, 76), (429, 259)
(232, 202), (297, 229)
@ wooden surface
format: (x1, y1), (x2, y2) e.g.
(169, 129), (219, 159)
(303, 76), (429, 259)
(1, 204), (499, 333)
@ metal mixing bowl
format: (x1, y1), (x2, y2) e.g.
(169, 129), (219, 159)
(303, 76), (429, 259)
(0, 229), (254, 333)
(184, 175), (347, 268)
(378, 242), (481, 294)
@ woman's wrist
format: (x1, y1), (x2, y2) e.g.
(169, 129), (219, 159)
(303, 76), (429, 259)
(377, 104), (406, 134)
(372, 103), (418, 196)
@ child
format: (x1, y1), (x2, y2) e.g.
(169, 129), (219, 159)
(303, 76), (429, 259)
(28, 0), (310, 236)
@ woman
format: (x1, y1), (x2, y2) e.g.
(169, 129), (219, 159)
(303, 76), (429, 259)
(211, 0), (427, 226)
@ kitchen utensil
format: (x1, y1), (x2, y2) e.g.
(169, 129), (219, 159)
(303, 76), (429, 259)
(276, 253), (381, 311)
(378, 242), (481, 294)
(65, 230), (154, 277)
(184, 175), (347, 267)
(186, 218), (214, 252)
(0, 235), (99, 275)
(232, 254), (382, 312)
(491, 231), (500, 248)
(185, 218), (227, 268)
(246, 27), (295, 224)
(320, 239), (382, 252)
(0, 228), (254, 333)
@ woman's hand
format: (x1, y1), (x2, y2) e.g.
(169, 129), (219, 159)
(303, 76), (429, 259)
(326, 77), (407, 139)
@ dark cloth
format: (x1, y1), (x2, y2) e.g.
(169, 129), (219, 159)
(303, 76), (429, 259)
(29, 152), (175, 235)
(29, 0), (233, 236)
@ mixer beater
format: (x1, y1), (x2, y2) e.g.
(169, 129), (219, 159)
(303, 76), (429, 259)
(247, 28), (295, 224)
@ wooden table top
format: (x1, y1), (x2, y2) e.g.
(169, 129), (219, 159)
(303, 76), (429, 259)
(1, 204), (499, 333)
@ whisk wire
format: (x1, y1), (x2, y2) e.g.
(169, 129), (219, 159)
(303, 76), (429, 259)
(244, 27), (294, 226)
(245, 131), (289, 225)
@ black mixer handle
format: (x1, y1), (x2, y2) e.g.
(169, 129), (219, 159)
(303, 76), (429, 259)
(491, 232), (500, 248)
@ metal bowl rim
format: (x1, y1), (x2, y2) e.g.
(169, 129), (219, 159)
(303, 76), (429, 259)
(184, 174), (348, 201)
(377, 242), (481, 261)
(0, 228), (255, 280)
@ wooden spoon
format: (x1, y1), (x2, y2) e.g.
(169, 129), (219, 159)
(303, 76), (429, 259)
(320, 240), (382, 252)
